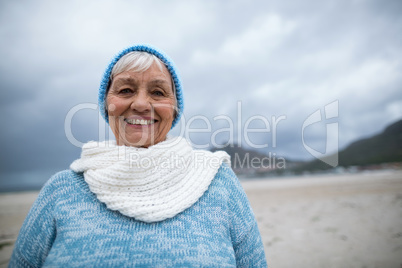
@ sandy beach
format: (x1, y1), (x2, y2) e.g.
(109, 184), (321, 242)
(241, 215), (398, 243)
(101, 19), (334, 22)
(1, 170), (401, 267)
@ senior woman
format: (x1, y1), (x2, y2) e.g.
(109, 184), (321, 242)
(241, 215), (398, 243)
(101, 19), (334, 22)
(10, 44), (267, 267)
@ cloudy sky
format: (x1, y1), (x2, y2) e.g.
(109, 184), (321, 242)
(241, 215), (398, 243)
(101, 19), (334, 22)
(0, 0), (401, 189)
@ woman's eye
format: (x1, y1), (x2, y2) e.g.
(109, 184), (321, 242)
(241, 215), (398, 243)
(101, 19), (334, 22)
(153, 90), (164, 96)
(119, 88), (132, 94)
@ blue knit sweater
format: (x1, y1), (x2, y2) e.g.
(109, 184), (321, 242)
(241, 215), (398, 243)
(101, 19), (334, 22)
(9, 164), (267, 267)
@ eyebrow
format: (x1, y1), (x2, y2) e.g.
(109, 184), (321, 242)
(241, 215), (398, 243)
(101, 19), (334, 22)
(110, 77), (135, 89)
(112, 77), (135, 85)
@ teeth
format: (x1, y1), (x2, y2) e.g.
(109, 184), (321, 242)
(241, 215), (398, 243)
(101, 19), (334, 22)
(125, 119), (155, 125)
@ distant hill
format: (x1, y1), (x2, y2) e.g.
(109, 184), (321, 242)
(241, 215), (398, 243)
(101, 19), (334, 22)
(210, 145), (301, 176)
(211, 119), (402, 176)
(295, 119), (402, 172)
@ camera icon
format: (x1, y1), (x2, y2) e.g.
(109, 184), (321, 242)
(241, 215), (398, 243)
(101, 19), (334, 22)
(302, 100), (339, 167)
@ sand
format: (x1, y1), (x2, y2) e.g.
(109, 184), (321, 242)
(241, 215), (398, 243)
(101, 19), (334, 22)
(1, 170), (401, 268)
(0, 191), (38, 267)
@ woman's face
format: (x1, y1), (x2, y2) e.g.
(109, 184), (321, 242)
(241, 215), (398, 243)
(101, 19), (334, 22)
(106, 62), (176, 147)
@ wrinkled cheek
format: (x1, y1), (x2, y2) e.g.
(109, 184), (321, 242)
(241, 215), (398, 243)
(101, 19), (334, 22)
(160, 106), (175, 123)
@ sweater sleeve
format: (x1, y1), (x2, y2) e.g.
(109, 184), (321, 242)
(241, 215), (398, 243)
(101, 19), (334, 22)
(8, 172), (62, 268)
(223, 165), (267, 267)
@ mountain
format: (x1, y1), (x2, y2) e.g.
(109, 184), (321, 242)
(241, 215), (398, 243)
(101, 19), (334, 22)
(295, 119), (402, 172)
(210, 145), (301, 176)
(211, 119), (402, 176)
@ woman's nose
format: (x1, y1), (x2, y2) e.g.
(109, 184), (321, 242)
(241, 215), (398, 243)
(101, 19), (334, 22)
(130, 91), (151, 112)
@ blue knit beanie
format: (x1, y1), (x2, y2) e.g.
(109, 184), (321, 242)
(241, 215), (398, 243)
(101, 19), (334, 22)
(98, 44), (184, 129)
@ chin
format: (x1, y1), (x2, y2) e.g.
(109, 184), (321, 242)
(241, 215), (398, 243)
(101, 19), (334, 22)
(123, 134), (165, 148)
(122, 139), (152, 148)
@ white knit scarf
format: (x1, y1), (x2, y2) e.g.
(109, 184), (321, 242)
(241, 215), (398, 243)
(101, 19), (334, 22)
(70, 136), (230, 223)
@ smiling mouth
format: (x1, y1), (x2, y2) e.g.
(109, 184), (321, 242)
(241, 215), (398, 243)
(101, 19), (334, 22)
(124, 118), (156, 125)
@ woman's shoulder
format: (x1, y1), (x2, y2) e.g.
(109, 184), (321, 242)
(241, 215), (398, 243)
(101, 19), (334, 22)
(213, 163), (240, 187)
(41, 169), (86, 193)
(46, 169), (83, 183)
(210, 163), (247, 200)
